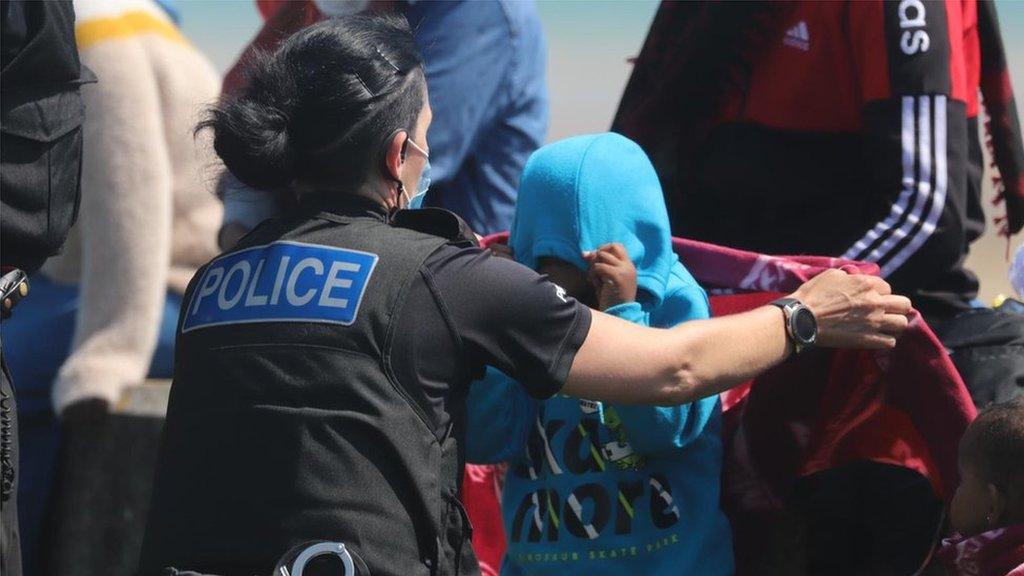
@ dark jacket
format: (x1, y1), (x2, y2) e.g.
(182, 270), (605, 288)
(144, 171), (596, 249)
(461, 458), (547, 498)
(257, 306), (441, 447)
(1, 0), (94, 274)
(615, 0), (1023, 321)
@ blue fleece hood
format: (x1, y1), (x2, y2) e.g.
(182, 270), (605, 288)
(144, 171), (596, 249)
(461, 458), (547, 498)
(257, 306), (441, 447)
(510, 133), (688, 307)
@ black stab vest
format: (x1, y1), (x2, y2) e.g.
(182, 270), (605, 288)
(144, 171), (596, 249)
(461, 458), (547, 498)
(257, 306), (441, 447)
(139, 203), (480, 576)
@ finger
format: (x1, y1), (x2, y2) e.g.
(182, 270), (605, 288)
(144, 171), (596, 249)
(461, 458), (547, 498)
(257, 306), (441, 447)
(878, 313), (910, 335)
(583, 247), (620, 266)
(593, 250), (624, 266)
(595, 243), (629, 263)
(856, 333), (898, 350)
(606, 243), (629, 260)
(879, 294), (912, 314)
(591, 262), (620, 282)
(816, 268), (848, 280)
(591, 262), (615, 276)
(839, 330), (897, 348)
(861, 275), (892, 295)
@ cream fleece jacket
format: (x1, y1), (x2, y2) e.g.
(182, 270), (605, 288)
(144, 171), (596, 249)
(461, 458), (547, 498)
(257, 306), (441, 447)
(41, 0), (223, 414)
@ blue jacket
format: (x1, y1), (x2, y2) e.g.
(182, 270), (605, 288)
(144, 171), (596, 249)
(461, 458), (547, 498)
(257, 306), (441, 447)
(466, 133), (735, 575)
(405, 0), (548, 234)
(221, 0), (548, 236)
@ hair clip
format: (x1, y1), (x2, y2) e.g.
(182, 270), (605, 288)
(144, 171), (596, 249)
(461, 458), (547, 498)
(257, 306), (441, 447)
(374, 46), (401, 73)
(351, 69), (374, 98)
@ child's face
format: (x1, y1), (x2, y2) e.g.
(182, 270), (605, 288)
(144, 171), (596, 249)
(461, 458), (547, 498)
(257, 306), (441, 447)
(537, 257), (596, 308)
(950, 457), (999, 537)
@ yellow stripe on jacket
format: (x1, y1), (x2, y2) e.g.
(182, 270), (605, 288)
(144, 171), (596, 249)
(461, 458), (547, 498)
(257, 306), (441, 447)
(76, 10), (188, 50)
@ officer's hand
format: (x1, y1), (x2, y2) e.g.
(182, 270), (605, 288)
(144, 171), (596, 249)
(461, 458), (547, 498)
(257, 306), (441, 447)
(488, 243), (515, 261)
(584, 243), (637, 310)
(790, 269), (912, 349)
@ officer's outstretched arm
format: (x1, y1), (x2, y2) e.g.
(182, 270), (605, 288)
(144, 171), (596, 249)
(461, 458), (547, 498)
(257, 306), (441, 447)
(562, 270), (911, 406)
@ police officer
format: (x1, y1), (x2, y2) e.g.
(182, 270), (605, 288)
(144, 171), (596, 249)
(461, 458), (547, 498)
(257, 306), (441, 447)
(2, 2), (93, 574)
(138, 13), (912, 576)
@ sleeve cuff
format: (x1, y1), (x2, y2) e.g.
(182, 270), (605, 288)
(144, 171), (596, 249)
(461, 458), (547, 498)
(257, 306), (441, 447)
(604, 301), (645, 323)
(52, 359), (142, 415)
(536, 303), (593, 399)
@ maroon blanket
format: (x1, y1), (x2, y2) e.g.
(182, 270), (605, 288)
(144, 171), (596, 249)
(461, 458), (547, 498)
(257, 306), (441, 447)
(676, 237), (975, 569)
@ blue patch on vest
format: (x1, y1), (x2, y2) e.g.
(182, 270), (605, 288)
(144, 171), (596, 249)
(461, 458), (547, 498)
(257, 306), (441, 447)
(182, 241), (379, 333)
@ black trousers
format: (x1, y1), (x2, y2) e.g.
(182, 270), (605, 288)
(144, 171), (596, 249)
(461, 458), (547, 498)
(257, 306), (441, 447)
(1, 345), (23, 576)
(930, 304), (1024, 408)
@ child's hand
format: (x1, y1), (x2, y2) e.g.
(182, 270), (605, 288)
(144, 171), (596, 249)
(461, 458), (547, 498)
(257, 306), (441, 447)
(488, 243), (515, 261)
(584, 243), (637, 310)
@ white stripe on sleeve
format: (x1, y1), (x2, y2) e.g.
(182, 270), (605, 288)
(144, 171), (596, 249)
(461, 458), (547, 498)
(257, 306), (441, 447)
(881, 95), (948, 276)
(866, 95), (932, 264)
(841, 96), (919, 262)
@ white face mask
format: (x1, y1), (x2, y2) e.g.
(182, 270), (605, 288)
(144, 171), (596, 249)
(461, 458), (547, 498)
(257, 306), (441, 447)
(311, 0), (370, 17)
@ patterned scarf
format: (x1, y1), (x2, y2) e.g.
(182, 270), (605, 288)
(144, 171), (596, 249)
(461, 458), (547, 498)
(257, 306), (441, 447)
(939, 524), (1024, 576)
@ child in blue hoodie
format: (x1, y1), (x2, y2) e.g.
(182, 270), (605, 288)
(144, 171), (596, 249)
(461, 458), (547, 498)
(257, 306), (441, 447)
(466, 133), (734, 575)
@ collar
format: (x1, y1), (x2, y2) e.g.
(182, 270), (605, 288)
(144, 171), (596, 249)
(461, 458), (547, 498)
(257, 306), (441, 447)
(298, 192), (480, 246)
(299, 193), (391, 222)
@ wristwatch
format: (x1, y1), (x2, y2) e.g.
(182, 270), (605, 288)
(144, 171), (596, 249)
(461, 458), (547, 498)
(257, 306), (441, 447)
(770, 297), (818, 354)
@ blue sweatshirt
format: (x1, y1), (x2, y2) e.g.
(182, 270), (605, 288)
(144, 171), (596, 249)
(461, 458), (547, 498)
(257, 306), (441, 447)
(466, 133), (734, 576)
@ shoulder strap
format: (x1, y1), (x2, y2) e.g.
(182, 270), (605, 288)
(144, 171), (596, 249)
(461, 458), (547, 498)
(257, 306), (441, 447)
(390, 208), (480, 248)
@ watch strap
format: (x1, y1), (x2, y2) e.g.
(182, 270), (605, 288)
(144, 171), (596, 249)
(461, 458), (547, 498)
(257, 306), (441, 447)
(770, 297), (800, 310)
(770, 297), (805, 354)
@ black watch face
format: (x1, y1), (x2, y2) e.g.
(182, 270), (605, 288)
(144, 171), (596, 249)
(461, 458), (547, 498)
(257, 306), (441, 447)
(792, 307), (818, 345)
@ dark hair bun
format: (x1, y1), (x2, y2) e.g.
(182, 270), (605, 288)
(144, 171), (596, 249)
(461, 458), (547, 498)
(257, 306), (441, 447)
(208, 70), (295, 190)
(200, 12), (426, 192)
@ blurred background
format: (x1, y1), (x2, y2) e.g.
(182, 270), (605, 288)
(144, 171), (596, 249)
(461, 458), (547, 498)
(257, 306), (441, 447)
(180, 0), (1024, 302)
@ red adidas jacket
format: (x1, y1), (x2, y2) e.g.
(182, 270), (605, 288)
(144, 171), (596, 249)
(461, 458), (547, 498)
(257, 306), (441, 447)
(616, 0), (1024, 321)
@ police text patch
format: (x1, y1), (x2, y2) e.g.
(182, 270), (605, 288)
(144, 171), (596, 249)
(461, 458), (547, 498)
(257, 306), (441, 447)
(182, 241), (378, 333)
